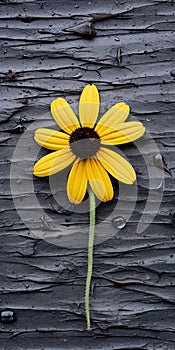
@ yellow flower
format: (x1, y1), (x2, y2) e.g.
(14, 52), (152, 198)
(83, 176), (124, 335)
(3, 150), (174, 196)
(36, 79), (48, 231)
(34, 84), (145, 204)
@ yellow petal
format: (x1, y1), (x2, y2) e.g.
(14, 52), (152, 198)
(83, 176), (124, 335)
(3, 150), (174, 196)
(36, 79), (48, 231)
(95, 102), (130, 135)
(86, 158), (114, 202)
(96, 147), (136, 184)
(51, 98), (80, 134)
(34, 147), (76, 177)
(34, 128), (69, 150)
(67, 159), (87, 204)
(79, 84), (100, 128)
(100, 122), (145, 145)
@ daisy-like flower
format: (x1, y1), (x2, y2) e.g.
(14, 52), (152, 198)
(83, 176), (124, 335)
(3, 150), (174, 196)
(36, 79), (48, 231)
(34, 84), (145, 203)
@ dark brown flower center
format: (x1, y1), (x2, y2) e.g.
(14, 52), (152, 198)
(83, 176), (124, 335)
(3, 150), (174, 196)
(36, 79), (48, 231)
(69, 127), (100, 159)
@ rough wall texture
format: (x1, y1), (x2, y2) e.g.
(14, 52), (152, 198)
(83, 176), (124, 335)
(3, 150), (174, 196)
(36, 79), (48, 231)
(0, 0), (175, 349)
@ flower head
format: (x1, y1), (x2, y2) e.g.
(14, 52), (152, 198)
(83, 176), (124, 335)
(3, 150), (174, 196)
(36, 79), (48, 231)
(34, 84), (145, 204)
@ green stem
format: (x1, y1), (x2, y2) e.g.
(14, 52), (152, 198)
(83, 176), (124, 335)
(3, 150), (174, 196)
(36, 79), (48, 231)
(85, 185), (96, 331)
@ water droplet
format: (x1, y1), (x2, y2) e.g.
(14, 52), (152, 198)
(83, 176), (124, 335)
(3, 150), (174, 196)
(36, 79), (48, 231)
(0, 310), (16, 324)
(154, 153), (163, 164)
(112, 216), (126, 229)
(170, 69), (175, 77)
(154, 153), (171, 174)
(6, 69), (16, 80)
(10, 124), (25, 134)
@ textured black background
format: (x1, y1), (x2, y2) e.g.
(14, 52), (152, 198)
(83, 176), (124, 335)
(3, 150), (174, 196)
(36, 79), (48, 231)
(0, 0), (175, 349)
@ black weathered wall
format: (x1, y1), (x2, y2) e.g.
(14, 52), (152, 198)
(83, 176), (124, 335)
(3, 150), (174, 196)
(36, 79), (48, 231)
(0, 0), (175, 349)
